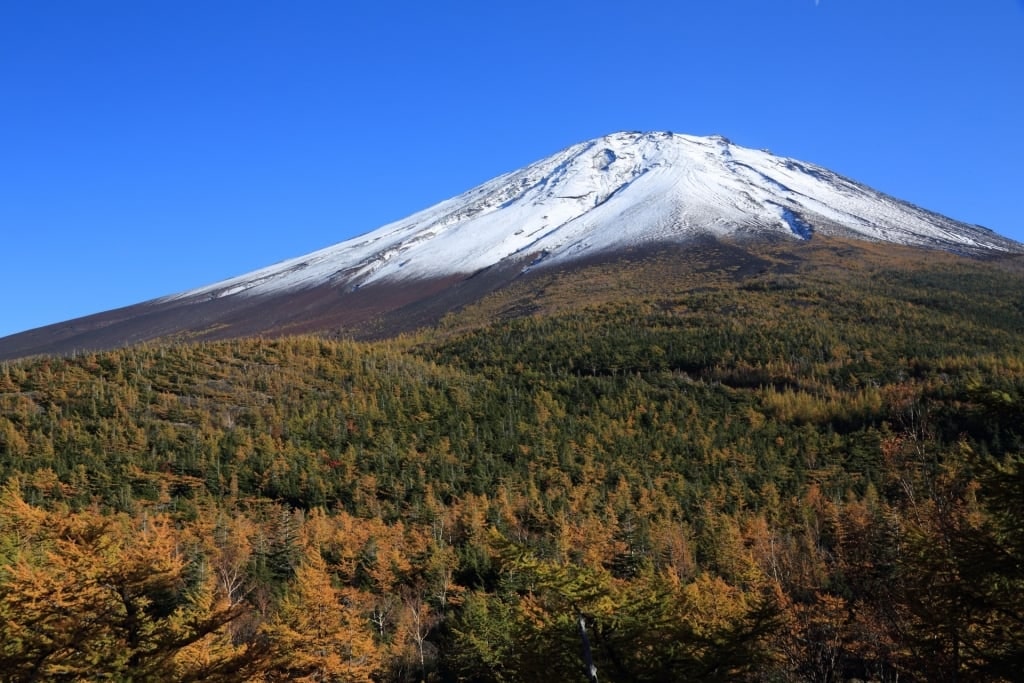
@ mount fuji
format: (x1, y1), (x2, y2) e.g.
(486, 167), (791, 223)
(2, 131), (1021, 360)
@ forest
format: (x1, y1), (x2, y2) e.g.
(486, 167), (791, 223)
(0, 242), (1022, 681)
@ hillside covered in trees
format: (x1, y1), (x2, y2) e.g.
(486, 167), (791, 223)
(1, 240), (1022, 681)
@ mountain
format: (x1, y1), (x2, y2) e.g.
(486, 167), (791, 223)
(3, 135), (1024, 681)
(1, 131), (1021, 361)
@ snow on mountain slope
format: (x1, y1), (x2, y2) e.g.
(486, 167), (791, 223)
(168, 131), (1022, 303)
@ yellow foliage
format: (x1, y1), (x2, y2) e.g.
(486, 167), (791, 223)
(263, 549), (382, 682)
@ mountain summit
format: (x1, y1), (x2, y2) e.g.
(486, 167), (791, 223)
(2, 131), (1022, 360)
(167, 131), (1020, 302)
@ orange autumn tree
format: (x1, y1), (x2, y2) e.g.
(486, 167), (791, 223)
(0, 482), (259, 682)
(262, 547), (382, 682)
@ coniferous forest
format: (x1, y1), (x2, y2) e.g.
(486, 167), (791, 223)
(1, 239), (1022, 681)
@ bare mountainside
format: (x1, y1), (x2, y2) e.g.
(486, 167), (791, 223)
(2, 131), (1021, 361)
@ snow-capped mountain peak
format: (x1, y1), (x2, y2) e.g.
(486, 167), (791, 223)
(168, 131), (1021, 303)
(3, 131), (1021, 362)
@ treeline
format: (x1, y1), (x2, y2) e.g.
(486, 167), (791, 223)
(0, 262), (1022, 681)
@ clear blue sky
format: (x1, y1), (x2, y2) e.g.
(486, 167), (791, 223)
(2, 1), (1023, 338)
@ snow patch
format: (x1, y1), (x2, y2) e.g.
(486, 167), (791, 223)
(778, 208), (814, 240)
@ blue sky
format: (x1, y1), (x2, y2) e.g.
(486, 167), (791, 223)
(2, 1), (1022, 338)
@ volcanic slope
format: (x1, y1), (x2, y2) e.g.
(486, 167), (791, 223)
(1, 131), (1021, 360)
